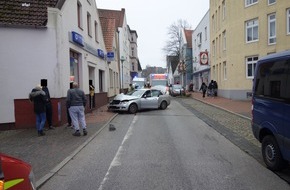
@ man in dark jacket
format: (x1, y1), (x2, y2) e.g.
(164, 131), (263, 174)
(41, 79), (54, 130)
(67, 82), (87, 136)
(29, 85), (48, 136)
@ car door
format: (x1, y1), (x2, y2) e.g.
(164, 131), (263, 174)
(141, 90), (158, 109)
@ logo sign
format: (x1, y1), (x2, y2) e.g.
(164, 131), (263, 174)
(200, 52), (208, 65)
(106, 52), (115, 62)
(72, 31), (84, 46)
(98, 49), (104, 59)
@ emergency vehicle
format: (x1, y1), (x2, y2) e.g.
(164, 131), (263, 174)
(0, 153), (36, 190)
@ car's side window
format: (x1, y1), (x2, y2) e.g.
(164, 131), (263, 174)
(152, 90), (160, 97)
(144, 90), (152, 97)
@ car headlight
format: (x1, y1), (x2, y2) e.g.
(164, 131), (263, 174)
(29, 171), (36, 190)
(120, 100), (129, 105)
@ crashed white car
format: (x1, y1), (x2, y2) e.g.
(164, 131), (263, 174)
(108, 89), (171, 114)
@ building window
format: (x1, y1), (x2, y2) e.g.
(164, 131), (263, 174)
(268, 0), (276, 5)
(222, 0), (226, 20)
(287, 9), (290, 35)
(223, 62), (227, 80)
(212, 15), (215, 32)
(87, 12), (92, 37)
(245, 0), (258, 7)
(197, 32), (202, 46)
(246, 18), (259, 43)
(268, 13), (276, 45)
(132, 63), (134, 71)
(222, 30), (226, 51)
(99, 70), (104, 92)
(204, 27), (207, 41)
(131, 47), (134, 56)
(77, 2), (83, 29)
(109, 69), (113, 88)
(95, 21), (98, 42)
(246, 56), (258, 78)
(213, 65), (216, 81)
(212, 40), (215, 57)
(70, 51), (80, 83)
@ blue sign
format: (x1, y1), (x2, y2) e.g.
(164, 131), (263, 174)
(107, 52), (114, 58)
(98, 49), (104, 59)
(72, 31), (84, 46)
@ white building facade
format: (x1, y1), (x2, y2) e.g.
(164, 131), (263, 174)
(192, 10), (211, 91)
(0, 0), (110, 129)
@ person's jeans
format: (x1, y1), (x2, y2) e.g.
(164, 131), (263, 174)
(69, 106), (86, 131)
(36, 112), (46, 131)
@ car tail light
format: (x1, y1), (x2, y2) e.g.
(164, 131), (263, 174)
(0, 180), (3, 190)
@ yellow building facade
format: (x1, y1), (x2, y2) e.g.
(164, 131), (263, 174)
(210, 0), (290, 100)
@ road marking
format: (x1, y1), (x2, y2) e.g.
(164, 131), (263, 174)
(98, 116), (137, 190)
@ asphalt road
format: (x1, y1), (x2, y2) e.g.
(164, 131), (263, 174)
(39, 100), (289, 190)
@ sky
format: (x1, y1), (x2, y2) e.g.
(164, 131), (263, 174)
(96, 0), (209, 69)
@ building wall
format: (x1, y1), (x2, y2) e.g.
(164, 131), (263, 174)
(0, 27), (57, 124)
(0, 0), (110, 129)
(192, 10), (210, 91)
(210, 0), (290, 100)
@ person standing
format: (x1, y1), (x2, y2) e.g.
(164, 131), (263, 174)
(199, 82), (208, 98)
(213, 81), (218, 97)
(41, 79), (54, 130)
(66, 82), (74, 128)
(66, 82), (87, 136)
(29, 85), (47, 136)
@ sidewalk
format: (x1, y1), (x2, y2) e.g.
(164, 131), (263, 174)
(189, 91), (252, 120)
(0, 94), (252, 188)
(0, 105), (117, 187)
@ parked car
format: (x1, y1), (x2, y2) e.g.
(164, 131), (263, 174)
(169, 84), (185, 97)
(151, 85), (169, 95)
(108, 89), (171, 114)
(252, 50), (290, 171)
(0, 153), (36, 190)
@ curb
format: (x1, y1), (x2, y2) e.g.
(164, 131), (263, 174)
(190, 96), (251, 121)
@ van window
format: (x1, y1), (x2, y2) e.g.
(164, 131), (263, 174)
(254, 59), (290, 102)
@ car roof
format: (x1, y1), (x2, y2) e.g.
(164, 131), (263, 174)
(258, 50), (290, 63)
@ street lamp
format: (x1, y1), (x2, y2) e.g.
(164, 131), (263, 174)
(120, 56), (125, 92)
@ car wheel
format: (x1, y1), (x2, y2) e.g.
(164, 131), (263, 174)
(128, 103), (138, 114)
(160, 101), (167, 110)
(261, 135), (286, 171)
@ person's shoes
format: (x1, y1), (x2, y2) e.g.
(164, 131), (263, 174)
(83, 129), (87, 136)
(73, 130), (81, 136)
(38, 130), (45, 136)
(48, 126), (55, 130)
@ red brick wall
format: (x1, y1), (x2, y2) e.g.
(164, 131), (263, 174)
(4, 92), (109, 130)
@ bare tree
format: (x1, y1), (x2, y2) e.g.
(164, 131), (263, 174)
(163, 19), (191, 58)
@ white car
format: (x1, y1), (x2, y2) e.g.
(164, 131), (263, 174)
(108, 89), (171, 114)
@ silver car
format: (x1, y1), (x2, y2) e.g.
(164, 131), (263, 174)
(108, 89), (171, 114)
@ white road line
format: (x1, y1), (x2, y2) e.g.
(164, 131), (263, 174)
(98, 116), (138, 190)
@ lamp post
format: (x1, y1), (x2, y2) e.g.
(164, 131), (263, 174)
(120, 56), (125, 93)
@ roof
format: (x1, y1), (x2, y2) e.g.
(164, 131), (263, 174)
(184, 29), (193, 48)
(0, 0), (58, 27)
(167, 56), (179, 73)
(99, 17), (116, 51)
(98, 8), (125, 28)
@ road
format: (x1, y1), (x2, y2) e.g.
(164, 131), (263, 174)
(39, 100), (289, 190)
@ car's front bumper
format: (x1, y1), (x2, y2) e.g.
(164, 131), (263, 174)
(108, 103), (130, 112)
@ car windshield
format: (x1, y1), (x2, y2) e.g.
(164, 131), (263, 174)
(126, 90), (145, 97)
(173, 85), (182, 89)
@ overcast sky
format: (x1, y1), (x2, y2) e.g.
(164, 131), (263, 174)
(96, 0), (209, 69)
